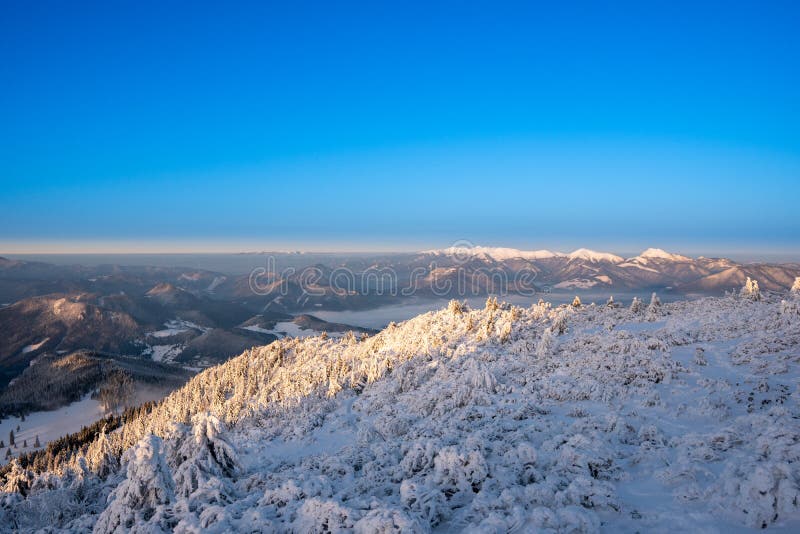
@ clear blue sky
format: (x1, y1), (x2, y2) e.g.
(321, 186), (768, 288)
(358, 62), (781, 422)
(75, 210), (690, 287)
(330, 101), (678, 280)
(1, 1), (799, 255)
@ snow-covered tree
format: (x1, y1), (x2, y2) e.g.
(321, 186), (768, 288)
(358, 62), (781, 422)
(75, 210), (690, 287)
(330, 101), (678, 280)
(606, 295), (616, 308)
(646, 292), (661, 321)
(86, 427), (119, 478)
(791, 276), (800, 295)
(93, 434), (175, 533)
(740, 277), (761, 301)
(172, 412), (239, 500)
(572, 296), (582, 308)
(3, 459), (32, 496)
(630, 297), (643, 314)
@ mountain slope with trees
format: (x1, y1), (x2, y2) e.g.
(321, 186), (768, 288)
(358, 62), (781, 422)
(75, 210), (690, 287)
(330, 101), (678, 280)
(1, 280), (799, 531)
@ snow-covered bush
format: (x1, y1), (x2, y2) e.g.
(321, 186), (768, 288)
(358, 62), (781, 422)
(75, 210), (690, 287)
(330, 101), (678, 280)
(552, 309), (569, 335)
(448, 299), (465, 315)
(536, 328), (555, 357)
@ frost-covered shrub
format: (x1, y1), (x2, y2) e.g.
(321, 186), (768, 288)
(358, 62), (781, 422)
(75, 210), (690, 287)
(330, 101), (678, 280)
(400, 480), (446, 527)
(536, 328), (555, 357)
(693, 347), (708, 366)
(353, 508), (421, 533)
(552, 309), (569, 335)
(293, 498), (354, 533)
(717, 462), (798, 529)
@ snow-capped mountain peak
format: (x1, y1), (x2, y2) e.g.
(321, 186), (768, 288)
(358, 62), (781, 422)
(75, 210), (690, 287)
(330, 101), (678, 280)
(423, 246), (564, 261)
(634, 248), (692, 262)
(566, 248), (624, 263)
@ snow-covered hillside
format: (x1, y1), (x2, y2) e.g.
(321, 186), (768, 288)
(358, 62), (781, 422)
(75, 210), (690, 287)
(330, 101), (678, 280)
(2, 287), (800, 532)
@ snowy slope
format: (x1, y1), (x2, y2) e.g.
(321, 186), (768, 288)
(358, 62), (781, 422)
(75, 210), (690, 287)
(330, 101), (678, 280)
(1, 289), (800, 532)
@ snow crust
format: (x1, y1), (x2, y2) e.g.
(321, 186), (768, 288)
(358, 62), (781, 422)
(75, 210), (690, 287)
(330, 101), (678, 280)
(2, 291), (800, 532)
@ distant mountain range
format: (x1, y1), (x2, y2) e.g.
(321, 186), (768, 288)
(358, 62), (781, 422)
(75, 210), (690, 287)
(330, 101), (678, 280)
(1, 249), (798, 416)
(417, 246), (800, 293)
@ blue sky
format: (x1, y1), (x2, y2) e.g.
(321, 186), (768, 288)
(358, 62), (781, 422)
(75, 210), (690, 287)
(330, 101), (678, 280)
(1, 1), (799, 255)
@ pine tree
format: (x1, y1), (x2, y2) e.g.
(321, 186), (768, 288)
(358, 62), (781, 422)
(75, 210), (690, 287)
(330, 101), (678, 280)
(34, 435), (40, 448)
(630, 297), (643, 314)
(9, 430), (14, 447)
(606, 295), (615, 307)
(572, 296), (582, 308)
(22, 439), (27, 448)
